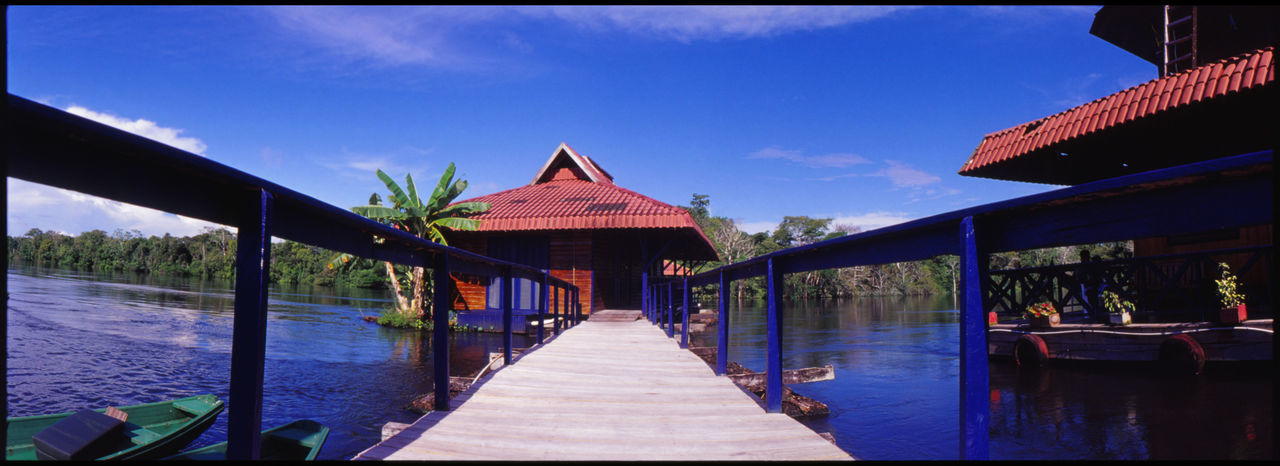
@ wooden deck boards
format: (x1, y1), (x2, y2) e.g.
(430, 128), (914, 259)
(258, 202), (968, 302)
(353, 310), (854, 461)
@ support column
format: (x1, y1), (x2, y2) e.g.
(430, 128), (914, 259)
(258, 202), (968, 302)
(959, 216), (990, 460)
(227, 189), (273, 460)
(681, 278), (690, 349)
(716, 271), (728, 376)
(641, 271), (650, 323)
(666, 282), (675, 338)
(765, 257), (784, 413)
(502, 267), (513, 365)
(538, 272), (548, 344)
(432, 253), (452, 412)
(552, 284), (560, 336)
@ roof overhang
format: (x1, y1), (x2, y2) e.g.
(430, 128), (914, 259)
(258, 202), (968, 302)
(960, 47), (1276, 185)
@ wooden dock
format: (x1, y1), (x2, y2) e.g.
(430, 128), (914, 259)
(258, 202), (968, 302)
(353, 310), (854, 461)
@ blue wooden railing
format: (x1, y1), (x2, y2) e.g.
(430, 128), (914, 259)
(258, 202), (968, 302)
(640, 149), (1272, 460)
(4, 94), (582, 460)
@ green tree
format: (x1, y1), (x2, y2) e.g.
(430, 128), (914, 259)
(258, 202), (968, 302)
(330, 163), (490, 321)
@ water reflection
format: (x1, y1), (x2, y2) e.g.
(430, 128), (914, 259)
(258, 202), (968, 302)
(6, 265), (531, 460)
(696, 295), (1271, 460)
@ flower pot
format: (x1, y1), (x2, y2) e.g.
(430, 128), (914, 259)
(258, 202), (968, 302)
(1030, 313), (1060, 329)
(988, 311), (999, 325)
(1108, 311), (1131, 325)
(1219, 304), (1247, 324)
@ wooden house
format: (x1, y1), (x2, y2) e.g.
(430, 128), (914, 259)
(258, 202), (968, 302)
(959, 5), (1275, 320)
(447, 143), (718, 332)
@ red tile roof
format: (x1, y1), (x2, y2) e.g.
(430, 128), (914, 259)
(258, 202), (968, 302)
(461, 178), (705, 232)
(960, 47), (1274, 181)
(452, 143), (719, 260)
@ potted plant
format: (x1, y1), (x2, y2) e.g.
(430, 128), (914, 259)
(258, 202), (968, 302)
(1024, 301), (1059, 328)
(1215, 262), (1247, 324)
(1101, 289), (1134, 325)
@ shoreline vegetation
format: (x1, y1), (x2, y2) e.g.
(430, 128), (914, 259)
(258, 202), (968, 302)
(7, 195), (1131, 330)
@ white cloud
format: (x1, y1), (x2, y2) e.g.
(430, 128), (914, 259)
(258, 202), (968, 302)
(7, 106), (217, 237)
(738, 220), (779, 235)
(8, 178), (221, 238)
(874, 160), (941, 187)
(542, 5), (916, 42)
(260, 6), (915, 69)
(830, 212), (914, 232)
(748, 146), (871, 168)
(64, 106), (207, 155)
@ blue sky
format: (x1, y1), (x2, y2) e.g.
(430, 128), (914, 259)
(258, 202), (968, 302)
(7, 5), (1157, 238)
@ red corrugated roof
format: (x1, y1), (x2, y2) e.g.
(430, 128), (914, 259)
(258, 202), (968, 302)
(453, 144), (711, 242)
(460, 178), (705, 232)
(960, 47), (1274, 177)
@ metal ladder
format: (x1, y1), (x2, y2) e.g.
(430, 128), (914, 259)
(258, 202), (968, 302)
(1162, 5), (1198, 76)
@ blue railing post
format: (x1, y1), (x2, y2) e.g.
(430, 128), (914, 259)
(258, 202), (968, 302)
(666, 282), (675, 338)
(572, 287), (579, 325)
(227, 189), (273, 460)
(431, 252), (452, 412)
(681, 277), (690, 349)
(716, 271), (728, 376)
(502, 267), (513, 365)
(538, 272), (548, 344)
(552, 283), (560, 336)
(959, 216), (990, 460)
(642, 270), (650, 323)
(765, 257), (784, 413)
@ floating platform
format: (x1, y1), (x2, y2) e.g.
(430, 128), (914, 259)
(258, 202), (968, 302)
(988, 319), (1273, 369)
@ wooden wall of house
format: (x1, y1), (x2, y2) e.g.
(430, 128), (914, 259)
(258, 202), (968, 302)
(451, 236), (489, 311)
(551, 231), (594, 314)
(1132, 223), (1272, 300)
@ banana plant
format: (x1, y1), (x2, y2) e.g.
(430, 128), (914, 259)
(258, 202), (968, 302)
(329, 163), (490, 320)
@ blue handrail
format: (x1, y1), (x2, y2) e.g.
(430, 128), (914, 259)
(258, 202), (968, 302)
(644, 148), (1272, 459)
(4, 94), (583, 459)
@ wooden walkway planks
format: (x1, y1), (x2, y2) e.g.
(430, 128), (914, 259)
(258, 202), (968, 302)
(353, 310), (854, 461)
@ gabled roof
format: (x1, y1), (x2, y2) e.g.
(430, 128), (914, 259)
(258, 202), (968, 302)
(531, 142), (614, 185)
(959, 47), (1275, 185)
(453, 143), (718, 260)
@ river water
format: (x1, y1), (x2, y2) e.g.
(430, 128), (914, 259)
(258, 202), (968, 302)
(6, 266), (1272, 460)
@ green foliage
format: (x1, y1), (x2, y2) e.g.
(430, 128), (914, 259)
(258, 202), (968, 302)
(1215, 262), (1246, 308)
(1101, 289), (1136, 315)
(8, 227), (386, 288)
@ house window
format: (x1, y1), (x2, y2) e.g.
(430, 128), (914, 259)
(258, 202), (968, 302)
(485, 236), (550, 311)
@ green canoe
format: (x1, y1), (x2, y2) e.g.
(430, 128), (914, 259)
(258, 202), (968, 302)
(164, 419), (328, 461)
(5, 394), (225, 461)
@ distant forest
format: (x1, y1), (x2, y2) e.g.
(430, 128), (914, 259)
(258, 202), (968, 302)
(8, 194), (1132, 299)
(7, 227), (388, 288)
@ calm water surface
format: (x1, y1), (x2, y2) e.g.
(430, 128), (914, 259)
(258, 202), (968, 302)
(5, 266), (530, 460)
(7, 267), (1272, 460)
(693, 296), (1272, 460)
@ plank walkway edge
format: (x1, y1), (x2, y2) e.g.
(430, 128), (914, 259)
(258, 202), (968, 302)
(353, 310), (854, 461)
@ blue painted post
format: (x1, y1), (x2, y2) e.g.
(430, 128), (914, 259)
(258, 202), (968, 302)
(538, 272), (548, 344)
(642, 270), (649, 323)
(716, 271), (728, 376)
(572, 287), (579, 326)
(765, 257), (784, 413)
(432, 253), (452, 412)
(681, 278), (690, 349)
(666, 282), (675, 338)
(502, 267), (513, 365)
(227, 189), (273, 460)
(552, 283), (560, 336)
(959, 216), (990, 460)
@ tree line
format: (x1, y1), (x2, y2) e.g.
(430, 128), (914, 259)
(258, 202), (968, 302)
(7, 227), (389, 289)
(676, 194), (1132, 300)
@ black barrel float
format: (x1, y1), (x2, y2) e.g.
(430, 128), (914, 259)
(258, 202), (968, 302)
(1013, 334), (1050, 368)
(1159, 334), (1206, 375)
